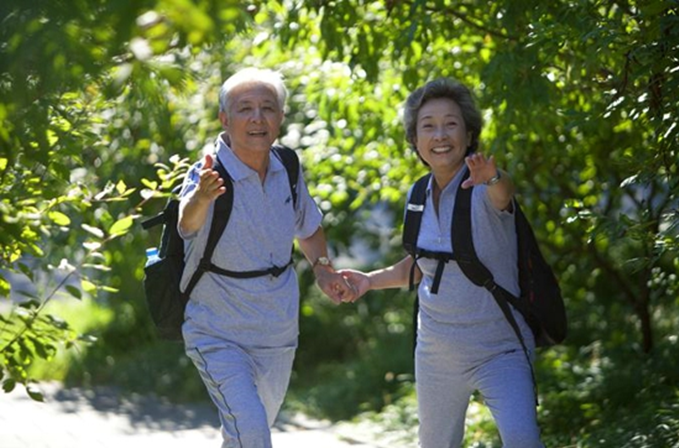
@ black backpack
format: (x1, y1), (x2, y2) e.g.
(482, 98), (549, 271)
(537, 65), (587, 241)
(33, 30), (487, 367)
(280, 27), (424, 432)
(403, 170), (567, 350)
(141, 146), (300, 341)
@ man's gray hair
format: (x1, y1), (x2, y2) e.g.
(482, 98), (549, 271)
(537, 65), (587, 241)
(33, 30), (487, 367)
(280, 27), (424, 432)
(219, 68), (288, 113)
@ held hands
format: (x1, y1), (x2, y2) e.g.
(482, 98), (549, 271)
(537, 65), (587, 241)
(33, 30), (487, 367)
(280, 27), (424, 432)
(337, 269), (370, 303)
(462, 153), (499, 189)
(314, 267), (358, 305)
(196, 154), (226, 202)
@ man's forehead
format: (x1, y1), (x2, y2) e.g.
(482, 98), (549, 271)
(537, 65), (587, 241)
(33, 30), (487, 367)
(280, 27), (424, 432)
(231, 83), (278, 103)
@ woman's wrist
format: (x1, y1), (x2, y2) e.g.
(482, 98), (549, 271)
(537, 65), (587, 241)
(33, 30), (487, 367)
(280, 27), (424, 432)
(484, 170), (502, 186)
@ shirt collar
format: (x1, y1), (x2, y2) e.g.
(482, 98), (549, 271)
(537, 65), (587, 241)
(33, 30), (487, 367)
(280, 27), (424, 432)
(215, 132), (284, 182)
(425, 166), (469, 197)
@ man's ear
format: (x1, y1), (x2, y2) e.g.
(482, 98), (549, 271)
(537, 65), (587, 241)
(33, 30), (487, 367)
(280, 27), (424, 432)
(219, 111), (229, 129)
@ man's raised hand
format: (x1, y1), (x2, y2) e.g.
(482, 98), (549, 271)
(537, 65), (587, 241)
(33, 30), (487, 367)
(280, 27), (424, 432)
(196, 154), (226, 202)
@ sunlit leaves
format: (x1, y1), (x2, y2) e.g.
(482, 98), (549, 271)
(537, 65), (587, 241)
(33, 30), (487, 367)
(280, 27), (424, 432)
(81, 224), (104, 239)
(109, 216), (134, 236)
(80, 279), (97, 294)
(141, 178), (159, 190)
(0, 274), (10, 298)
(47, 211), (71, 227)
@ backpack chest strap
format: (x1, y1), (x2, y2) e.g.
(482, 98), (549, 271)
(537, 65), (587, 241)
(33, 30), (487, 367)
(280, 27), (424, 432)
(409, 249), (457, 294)
(203, 257), (294, 279)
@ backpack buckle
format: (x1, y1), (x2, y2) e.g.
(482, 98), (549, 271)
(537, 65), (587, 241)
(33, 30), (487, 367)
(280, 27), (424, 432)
(483, 278), (497, 292)
(269, 264), (289, 278)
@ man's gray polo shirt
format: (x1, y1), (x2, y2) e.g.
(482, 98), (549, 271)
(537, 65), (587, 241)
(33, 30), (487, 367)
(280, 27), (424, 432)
(178, 138), (323, 349)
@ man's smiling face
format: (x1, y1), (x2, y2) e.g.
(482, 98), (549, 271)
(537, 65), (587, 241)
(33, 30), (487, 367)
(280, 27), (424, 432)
(220, 82), (284, 156)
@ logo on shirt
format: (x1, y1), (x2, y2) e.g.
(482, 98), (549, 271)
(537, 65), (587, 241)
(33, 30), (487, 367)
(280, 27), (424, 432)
(285, 196), (292, 204)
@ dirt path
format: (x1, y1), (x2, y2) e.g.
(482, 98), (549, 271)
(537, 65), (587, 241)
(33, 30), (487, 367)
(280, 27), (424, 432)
(0, 382), (380, 448)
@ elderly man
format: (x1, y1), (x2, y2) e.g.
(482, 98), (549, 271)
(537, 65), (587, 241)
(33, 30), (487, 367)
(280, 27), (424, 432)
(177, 67), (353, 447)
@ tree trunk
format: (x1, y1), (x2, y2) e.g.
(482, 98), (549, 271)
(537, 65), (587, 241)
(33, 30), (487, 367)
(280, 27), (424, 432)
(636, 299), (654, 354)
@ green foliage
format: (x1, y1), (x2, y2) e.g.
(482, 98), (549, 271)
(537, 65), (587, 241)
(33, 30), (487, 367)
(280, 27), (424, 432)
(290, 284), (415, 420)
(1, 0), (678, 446)
(26, 297), (114, 382)
(535, 338), (679, 447)
(0, 0), (252, 396)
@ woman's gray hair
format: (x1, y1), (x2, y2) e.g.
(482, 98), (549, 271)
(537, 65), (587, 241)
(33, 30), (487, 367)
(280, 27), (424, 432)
(218, 68), (288, 113)
(403, 78), (483, 156)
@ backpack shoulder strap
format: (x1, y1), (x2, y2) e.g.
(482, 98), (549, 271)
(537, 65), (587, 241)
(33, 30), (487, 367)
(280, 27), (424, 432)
(452, 169), (494, 287)
(272, 145), (300, 207)
(183, 156), (234, 297)
(402, 173), (431, 292)
(453, 172), (538, 404)
(403, 175), (429, 360)
(402, 173), (431, 256)
(207, 157), (234, 256)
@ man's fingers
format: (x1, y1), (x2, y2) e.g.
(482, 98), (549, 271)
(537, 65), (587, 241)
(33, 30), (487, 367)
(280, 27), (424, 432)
(203, 153), (214, 169)
(198, 168), (227, 200)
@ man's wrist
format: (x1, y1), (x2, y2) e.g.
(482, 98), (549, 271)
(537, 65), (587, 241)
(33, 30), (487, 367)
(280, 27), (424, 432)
(312, 256), (334, 273)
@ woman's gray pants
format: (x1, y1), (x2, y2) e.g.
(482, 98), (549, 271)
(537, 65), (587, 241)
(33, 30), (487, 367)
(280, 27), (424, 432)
(416, 338), (544, 448)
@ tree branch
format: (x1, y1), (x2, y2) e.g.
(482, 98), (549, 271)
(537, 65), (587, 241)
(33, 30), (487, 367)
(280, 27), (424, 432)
(429, 4), (520, 41)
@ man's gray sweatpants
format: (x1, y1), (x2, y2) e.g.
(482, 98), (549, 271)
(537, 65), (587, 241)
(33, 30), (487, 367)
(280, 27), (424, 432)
(186, 335), (295, 448)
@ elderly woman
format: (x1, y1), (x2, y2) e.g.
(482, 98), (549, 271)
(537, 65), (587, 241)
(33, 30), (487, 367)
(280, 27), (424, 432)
(341, 78), (544, 447)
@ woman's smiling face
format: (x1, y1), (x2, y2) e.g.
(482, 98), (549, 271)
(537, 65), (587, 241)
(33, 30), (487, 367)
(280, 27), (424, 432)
(414, 97), (471, 175)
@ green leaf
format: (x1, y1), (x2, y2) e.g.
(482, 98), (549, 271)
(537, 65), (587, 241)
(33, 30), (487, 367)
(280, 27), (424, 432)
(65, 285), (82, 299)
(122, 187), (137, 197)
(17, 262), (35, 282)
(17, 299), (39, 309)
(0, 273), (10, 297)
(48, 211), (71, 226)
(81, 224), (105, 238)
(28, 336), (53, 360)
(109, 216), (133, 236)
(141, 178), (158, 190)
(78, 334), (98, 343)
(16, 290), (39, 300)
(83, 241), (102, 251)
(26, 386), (45, 402)
(115, 180), (127, 195)
(81, 279), (97, 293)
(45, 314), (69, 330)
(82, 263), (111, 271)
(2, 378), (16, 393)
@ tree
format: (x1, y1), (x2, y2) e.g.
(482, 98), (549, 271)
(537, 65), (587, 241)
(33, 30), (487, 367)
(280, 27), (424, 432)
(0, 0), (251, 397)
(269, 0), (679, 353)
(1, 5), (677, 437)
